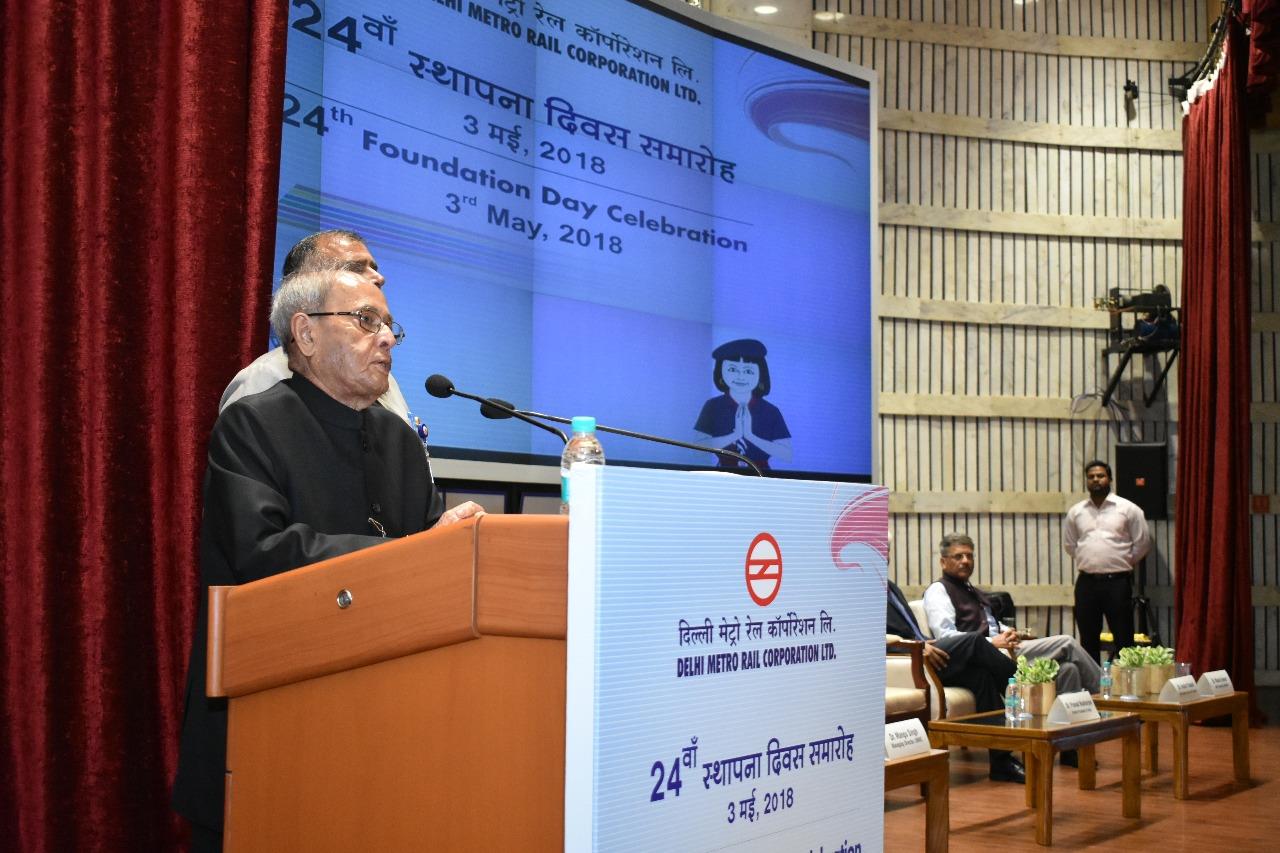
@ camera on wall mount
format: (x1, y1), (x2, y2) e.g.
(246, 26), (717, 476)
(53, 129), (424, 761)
(1095, 285), (1181, 407)
(1094, 285), (1180, 345)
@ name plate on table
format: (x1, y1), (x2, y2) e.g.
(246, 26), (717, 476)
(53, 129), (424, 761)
(1197, 670), (1234, 696)
(1047, 691), (1100, 724)
(1158, 675), (1199, 703)
(884, 720), (930, 760)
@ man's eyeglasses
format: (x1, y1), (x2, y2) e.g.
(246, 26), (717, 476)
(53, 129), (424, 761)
(305, 309), (405, 344)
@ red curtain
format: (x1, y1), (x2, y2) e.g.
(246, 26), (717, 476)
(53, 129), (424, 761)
(1245, 0), (1280, 115)
(0, 2), (285, 849)
(1174, 18), (1258, 718)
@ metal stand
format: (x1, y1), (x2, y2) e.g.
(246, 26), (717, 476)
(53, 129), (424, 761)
(1097, 287), (1180, 408)
(1101, 340), (1180, 408)
(1133, 556), (1162, 646)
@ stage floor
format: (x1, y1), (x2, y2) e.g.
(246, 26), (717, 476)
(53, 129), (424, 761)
(885, 713), (1279, 851)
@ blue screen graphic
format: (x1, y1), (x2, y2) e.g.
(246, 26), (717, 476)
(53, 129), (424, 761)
(276, 0), (874, 477)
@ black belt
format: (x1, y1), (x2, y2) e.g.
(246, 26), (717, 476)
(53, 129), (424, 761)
(1080, 571), (1132, 581)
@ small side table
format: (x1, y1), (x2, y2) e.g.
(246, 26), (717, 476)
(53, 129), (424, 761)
(927, 710), (1140, 846)
(1092, 690), (1250, 799)
(884, 748), (949, 853)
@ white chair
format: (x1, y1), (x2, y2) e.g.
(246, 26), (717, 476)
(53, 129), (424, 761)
(884, 636), (931, 726)
(900, 599), (977, 719)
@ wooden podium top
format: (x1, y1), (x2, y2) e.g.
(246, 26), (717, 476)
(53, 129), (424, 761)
(207, 514), (567, 699)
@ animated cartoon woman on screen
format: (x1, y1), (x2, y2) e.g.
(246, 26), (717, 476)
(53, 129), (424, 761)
(693, 338), (793, 470)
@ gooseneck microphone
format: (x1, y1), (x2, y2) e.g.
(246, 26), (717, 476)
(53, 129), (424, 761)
(481, 398), (763, 476)
(425, 374), (568, 444)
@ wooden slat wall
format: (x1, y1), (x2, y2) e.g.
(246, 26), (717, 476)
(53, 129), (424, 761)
(800, 0), (1276, 682)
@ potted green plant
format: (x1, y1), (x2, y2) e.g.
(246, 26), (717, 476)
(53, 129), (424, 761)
(1014, 655), (1060, 714)
(1142, 645), (1176, 695)
(1113, 646), (1147, 698)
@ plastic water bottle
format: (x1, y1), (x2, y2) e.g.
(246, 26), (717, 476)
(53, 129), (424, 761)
(410, 416), (432, 461)
(1005, 678), (1020, 722)
(1100, 661), (1113, 699)
(560, 416), (605, 514)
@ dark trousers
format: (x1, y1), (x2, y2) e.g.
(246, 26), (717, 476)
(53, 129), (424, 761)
(1074, 571), (1134, 662)
(932, 631), (1017, 765)
(189, 822), (222, 853)
(932, 631), (1016, 713)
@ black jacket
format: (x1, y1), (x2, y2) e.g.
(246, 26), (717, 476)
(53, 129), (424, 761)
(171, 375), (441, 831)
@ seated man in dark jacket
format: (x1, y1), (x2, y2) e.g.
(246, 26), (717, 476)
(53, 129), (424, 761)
(887, 577), (1024, 782)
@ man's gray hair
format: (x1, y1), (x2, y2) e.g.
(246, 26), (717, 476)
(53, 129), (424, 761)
(270, 269), (340, 347)
(282, 228), (365, 276)
(939, 532), (974, 555)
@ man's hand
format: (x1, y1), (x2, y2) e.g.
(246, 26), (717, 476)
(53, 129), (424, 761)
(432, 500), (485, 529)
(991, 629), (1021, 651)
(922, 641), (949, 670)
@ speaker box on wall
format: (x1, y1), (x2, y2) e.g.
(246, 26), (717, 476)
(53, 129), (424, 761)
(1114, 442), (1168, 521)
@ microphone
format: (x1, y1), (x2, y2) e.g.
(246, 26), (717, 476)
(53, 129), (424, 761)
(424, 373), (455, 399)
(486, 402), (762, 476)
(425, 375), (568, 444)
(480, 397), (516, 420)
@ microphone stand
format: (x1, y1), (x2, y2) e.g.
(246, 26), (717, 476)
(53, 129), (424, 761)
(425, 377), (568, 444)
(508, 405), (763, 476)
(1133, 555), (1161, 646)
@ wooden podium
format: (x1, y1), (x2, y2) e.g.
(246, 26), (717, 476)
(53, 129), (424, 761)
(207, 514), (568, 851)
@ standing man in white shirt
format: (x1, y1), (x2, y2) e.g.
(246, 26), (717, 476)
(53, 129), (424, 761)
(1064, 459), (1151, 662)
(219, 229), (411, 422)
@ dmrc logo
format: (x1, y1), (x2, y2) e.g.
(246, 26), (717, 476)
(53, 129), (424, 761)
(745, 532), (782, 606)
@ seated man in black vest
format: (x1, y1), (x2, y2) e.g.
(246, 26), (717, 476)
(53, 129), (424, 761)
(922, 532), (1104, 766)
(886, 578), (1024, 782)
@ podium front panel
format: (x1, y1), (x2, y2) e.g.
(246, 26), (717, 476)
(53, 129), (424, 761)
(564, 467), (888, 851)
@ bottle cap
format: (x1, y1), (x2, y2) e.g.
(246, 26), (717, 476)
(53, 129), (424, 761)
(571, 416), (596, 433)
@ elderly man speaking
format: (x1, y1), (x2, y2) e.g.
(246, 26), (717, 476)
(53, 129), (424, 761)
(172, 268), (482, 851)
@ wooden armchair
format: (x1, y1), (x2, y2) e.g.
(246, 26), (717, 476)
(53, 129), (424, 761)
(885, 635), (931, 726)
